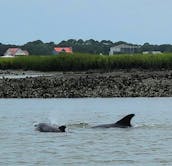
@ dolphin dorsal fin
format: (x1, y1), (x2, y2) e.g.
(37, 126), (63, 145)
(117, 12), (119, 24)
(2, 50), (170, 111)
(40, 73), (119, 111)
(115, 114), (135, 127)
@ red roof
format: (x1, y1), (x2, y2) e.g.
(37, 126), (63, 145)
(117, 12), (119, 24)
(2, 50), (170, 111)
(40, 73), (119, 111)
(54, 47), (73, 53)
(8, 48), (19, 55)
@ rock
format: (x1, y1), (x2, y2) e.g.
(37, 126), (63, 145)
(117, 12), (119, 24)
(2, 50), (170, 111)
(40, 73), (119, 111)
(0, 70), (172, 97)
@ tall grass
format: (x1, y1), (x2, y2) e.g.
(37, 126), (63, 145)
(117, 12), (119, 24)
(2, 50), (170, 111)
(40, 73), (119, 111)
(0, 53), (172, 71)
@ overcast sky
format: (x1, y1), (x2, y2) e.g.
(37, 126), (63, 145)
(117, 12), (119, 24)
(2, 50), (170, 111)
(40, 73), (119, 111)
(1, 0), (172, 45)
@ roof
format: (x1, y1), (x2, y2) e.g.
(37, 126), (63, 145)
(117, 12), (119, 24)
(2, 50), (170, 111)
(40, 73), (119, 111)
(54, 47), (73, 53)
(8, 48), (19, 55)
(111, 44), (140, 49)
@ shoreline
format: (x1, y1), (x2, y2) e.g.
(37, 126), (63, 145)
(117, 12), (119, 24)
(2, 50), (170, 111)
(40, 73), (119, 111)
(0, 69), (172, 98)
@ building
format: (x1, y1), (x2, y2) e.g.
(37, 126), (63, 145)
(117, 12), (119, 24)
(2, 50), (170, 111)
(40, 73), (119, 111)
(3, 48), (29, 57)
(142, 51), (162, 54)
(109, 44), (140, 55)
(53, 47), (73, 54)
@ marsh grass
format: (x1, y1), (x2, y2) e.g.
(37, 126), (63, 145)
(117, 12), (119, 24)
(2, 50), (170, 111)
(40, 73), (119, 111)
(0, 53), (172, 71)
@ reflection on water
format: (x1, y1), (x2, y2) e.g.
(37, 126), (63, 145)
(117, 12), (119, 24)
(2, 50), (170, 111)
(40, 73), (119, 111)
(0, 98), (172, 166)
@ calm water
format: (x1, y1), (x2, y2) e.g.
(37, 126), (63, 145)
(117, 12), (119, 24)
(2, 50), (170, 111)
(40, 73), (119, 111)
(0, 98), (172, 166)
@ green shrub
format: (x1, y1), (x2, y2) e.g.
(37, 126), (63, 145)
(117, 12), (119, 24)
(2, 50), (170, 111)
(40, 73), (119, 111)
(0, 53), (172, 71)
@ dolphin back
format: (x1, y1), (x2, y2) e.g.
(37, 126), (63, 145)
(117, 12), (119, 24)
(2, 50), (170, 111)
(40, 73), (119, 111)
(92, 114), (135, 128)
(114, 114), (135, 127)
(35, 123), (66, 132)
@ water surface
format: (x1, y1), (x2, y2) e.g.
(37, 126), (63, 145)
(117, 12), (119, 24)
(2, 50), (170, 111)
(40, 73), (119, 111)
(0, 98), (172, 166)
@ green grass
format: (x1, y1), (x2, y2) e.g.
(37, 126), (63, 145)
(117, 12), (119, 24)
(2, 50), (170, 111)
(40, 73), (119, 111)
(0, 53), (172, 71)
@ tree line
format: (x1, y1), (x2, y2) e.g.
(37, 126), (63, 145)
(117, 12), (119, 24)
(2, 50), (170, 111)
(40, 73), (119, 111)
(0, 39), (172, 56)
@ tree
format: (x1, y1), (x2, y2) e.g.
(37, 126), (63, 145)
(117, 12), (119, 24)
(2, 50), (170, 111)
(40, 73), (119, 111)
(22, 40), (55, 55)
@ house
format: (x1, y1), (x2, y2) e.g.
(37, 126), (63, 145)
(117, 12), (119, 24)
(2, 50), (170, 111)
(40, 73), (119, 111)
(53, 47), (73, 54)
(109, 44), (140, 55)
(3, 48), (29, 57)
(142, 51), (162, 54)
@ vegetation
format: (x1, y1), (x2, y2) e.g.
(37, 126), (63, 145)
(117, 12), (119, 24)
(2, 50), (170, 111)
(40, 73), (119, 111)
(0, 53), (172, 71)
(1, 39), (172, 56)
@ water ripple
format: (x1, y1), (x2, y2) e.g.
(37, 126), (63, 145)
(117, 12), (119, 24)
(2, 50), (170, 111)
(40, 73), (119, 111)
(1, 98), (172, 166)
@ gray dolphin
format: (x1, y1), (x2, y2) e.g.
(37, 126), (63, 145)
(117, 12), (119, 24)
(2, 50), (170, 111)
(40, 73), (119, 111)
(92, 114), (135, 128)
(35, 123), (66, 132)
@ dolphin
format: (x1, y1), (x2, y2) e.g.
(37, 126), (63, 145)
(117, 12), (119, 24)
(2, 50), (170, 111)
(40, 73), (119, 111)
(92, 114), (135, 128)
(34, 123), (66, 132)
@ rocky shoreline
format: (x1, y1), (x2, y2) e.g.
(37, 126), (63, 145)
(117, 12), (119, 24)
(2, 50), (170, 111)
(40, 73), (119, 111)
(0, 69), (172, 98)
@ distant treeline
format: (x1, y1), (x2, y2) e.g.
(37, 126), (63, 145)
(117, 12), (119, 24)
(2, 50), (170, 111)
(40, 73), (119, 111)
(0, 39), (172, 55)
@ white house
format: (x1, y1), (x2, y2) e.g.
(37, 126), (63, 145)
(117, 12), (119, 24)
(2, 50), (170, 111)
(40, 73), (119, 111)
(109, 44), (140, 55)
(3, 48), (29, 57)
(142, 51), (162, 54)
